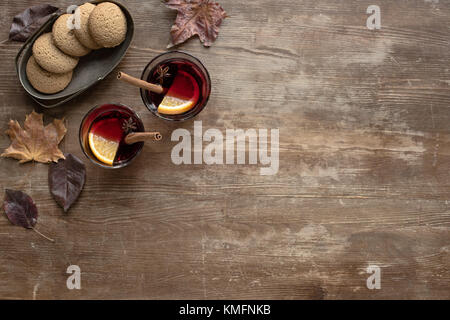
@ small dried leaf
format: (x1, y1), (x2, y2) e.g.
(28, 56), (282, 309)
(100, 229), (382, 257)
(165, 0), (227, 47)
(3, 189), (54, 242)
(49, 153), (86, 212)
(9, 4), (59, 42)
(1, 111), (66, 164)
(3, 189), (38, 229)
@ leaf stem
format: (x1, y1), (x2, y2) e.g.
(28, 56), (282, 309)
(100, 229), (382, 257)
(32, 227), (55, 242)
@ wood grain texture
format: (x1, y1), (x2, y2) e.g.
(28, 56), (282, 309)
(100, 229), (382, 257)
(0, 0), (449, 299)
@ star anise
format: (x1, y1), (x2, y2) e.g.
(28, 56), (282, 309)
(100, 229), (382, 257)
(156, 65), (171, 85)
(122, 117), (137, 134)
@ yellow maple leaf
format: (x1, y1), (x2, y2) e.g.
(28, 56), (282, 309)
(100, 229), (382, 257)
(1, 111), (66, 163)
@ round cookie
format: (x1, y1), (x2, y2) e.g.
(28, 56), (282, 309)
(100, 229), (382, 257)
(74, 3), (102, 50)
(26, 56), (73, 94)
(33, 33), (79, 74)
(53, 14), (91, 57)
(89, 2), (127, 48)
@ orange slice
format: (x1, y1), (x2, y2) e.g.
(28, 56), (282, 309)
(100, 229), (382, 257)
(158, 70), (200, 115)
(88, 133), (119, 166)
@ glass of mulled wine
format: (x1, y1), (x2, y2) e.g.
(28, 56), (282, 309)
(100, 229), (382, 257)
(140, 51), (211, 121)
(79, 103), (147, 169)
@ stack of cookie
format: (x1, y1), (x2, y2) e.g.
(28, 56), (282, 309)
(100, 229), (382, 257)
(26, 2), (127, 94)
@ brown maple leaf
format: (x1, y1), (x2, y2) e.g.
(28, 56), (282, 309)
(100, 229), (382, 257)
(1, 111), (66, 164)
(165, 0), (227, 47)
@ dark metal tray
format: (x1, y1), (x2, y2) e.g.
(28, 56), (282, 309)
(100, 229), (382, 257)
(15, 1), (134, 108)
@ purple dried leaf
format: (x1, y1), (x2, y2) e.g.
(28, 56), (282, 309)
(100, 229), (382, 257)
(49, 153), (86, 212)
(3, 189), (38, 229)
(9, 4), (59, 42)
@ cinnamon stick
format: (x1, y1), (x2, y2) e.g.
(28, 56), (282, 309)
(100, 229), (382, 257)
(117, 72), (164, 94)
(125, 132), (162, 145)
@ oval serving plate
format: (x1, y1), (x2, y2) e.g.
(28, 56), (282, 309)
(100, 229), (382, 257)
(15, 0), (134, 108)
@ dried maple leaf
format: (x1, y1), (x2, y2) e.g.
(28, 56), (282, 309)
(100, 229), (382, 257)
(165, 0), (227, 47)
(1, 111), (66, 164)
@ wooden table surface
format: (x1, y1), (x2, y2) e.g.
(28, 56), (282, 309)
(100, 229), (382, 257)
(0, 0), (449, 300)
